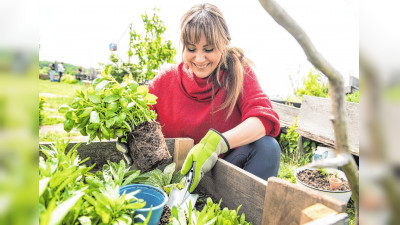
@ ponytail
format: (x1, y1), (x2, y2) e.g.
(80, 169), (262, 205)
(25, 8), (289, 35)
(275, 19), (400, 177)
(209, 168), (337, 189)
(212, 46), (253, 119)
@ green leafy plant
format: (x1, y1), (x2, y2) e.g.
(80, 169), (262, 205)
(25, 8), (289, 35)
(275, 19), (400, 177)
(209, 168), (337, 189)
(279, 119), (315, 165)
(286, 69), (329, 102)
(295, 69), (329, 99)
(107, 8), (176, 83)
(58, 68), (158, 143)
(39, 66), (50, 75)
(39, 139), (149, 225)
(39, 96), (46, 125)
(346, 90), (359, 103)
(169, 198), (252, 225)
(60, 74), (78, 84)
(141, 162), (185, 195)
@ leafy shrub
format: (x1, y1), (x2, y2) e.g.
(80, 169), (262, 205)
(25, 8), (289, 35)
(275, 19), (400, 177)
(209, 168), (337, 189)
(287, 69), (329, 102)
(278, 161), (296, 183)
(295, 69), (329, 99)
(39, 66), (50, 75)
(61, 74), (78, 84)
(346, 90), (359, 103)
(279, 119), (315, 165)
(39, 139), (148, 224)
(107, 8), (176, 83)
(170, 198), (252, 225)
(58, 69), (158, 143)
(39, 96), (46, 125)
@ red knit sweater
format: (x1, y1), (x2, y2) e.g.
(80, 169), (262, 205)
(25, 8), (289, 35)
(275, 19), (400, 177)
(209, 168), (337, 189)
(148, 62), (280, 146)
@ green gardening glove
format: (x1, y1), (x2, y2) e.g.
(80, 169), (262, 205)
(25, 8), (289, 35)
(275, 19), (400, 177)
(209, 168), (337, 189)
(181, 129), (230, 192)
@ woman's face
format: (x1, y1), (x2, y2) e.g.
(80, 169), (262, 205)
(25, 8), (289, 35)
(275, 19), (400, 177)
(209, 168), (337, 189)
(183, 32), (222, 78)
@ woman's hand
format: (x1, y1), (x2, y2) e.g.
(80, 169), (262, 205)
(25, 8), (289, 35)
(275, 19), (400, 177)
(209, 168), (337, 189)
(181, 129), (230, 192)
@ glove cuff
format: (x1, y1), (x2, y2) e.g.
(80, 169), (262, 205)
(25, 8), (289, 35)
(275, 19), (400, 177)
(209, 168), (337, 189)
(210, 128), (230, 151)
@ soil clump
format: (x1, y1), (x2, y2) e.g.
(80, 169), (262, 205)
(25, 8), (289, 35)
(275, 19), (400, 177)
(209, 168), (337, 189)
(127, 121), (171, 172)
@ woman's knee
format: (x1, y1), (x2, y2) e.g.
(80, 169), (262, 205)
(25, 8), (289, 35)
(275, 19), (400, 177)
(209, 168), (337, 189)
(253, 136), (281, 158)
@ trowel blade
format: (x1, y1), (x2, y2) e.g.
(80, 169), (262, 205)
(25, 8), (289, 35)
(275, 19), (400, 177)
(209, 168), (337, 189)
(166, 188), (198, 211)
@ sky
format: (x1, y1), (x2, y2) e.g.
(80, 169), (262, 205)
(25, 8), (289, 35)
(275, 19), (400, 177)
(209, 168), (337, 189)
(39, 0), (358, 98)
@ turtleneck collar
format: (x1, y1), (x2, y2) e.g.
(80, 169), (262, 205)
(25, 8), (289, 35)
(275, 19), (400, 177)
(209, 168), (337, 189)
(178, 62), (224, 102)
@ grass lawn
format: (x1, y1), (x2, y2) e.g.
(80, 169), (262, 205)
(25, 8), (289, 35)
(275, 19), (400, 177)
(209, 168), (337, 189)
(39, 80), (88, 125)
(39, 79), (88, 96)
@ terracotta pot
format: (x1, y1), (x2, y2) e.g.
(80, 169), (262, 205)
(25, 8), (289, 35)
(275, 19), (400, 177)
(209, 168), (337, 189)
(329, 177), (342, 190)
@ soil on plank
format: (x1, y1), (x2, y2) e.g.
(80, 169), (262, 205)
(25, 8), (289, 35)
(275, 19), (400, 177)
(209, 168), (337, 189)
(297, 169), (350, 191)
(127, 121), (171, 172)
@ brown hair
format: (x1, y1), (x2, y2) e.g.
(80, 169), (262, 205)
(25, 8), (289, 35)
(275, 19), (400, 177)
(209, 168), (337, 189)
(180, 3), (253, 119)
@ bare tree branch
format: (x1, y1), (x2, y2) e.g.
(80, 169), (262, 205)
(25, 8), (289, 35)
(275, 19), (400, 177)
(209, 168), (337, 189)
(258, 0), (359, 223)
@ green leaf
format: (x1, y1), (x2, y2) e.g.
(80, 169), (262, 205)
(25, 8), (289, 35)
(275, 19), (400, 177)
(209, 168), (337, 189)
(58, 104), (70, 113)
(48, 191), (84, 225)
(90, 111), (100, 124)
(64, 119), (74, 132)
(92, 77), (105, 86)
(105, 118), (115, 128)
(79, 108), (93, 118)
(95, 80), (110, 93)
(122, 170), (140, 186)
(104, 94), (120, 103)
(163, 163), (176, 185)
(137, 85), (148, 96)
(78, 216), (92, 225)
(39, 177), (50, 197)
(88, 93), (101, 104)
(144, 93), (157, 105)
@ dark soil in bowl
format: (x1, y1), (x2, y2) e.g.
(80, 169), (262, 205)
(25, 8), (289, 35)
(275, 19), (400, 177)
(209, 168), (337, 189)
(297, 169), (351, 191)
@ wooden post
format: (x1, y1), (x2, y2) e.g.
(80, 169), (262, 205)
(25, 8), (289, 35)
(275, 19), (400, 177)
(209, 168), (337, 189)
(296, 135), (306, 161)
(173, 138), (194, 172)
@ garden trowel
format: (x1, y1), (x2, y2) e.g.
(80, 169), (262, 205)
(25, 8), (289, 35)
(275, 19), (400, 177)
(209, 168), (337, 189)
(166, 163), (198, 211)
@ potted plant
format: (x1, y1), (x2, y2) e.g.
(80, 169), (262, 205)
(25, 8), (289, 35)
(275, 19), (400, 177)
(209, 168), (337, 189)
(58, 66), (171, 172)
(294, 167), (352, 203)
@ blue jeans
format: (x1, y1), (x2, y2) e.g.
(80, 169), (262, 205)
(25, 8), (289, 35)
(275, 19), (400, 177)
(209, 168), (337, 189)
(50, 70), (55, 81)
(223, 136), (281, 180)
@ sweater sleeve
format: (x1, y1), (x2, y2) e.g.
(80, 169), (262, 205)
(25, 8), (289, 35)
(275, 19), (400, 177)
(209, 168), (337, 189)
(238, 68), (280, 137)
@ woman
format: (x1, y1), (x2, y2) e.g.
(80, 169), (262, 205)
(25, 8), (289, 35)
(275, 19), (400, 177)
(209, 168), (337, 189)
(149, 3), (281, 192)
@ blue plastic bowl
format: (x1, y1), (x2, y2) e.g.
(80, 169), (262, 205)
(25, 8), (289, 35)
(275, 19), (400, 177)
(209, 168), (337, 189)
(119, 184), (168, 225)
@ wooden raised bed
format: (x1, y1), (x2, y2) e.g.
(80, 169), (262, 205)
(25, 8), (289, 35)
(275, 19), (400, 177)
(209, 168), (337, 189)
(39, 138), (347, 224)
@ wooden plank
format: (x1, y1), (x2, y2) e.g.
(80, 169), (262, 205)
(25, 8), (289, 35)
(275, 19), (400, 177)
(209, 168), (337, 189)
(271, 101), (300, 127)
(39, 138), (190, 172)
(297, 95), (359, 156)
(304, 213), (349, 225)
(197, 159), (268, 225)
(173, 138), (194, 172)
(300, 203), (338, 224)
(262, 177), (347, 225)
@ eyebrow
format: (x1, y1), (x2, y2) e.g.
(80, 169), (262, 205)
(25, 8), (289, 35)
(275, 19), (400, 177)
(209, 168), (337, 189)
(186, 43), (214, 48)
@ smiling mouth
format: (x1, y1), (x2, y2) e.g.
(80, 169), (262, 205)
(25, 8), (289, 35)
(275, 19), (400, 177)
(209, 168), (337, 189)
(193, 63), (210, 69)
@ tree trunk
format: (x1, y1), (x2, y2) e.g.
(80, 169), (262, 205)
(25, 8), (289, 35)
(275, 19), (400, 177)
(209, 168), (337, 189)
(258, 0), (359, 223)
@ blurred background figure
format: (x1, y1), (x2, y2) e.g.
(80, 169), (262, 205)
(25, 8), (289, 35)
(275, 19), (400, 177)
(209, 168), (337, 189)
(57, 62), (64, 82)
(49, 61), (56, 81)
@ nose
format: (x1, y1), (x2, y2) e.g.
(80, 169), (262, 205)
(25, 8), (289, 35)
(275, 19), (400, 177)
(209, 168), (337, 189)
(194, 52), (206, 63)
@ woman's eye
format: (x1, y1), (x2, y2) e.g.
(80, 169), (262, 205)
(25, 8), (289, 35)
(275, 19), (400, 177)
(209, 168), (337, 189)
(204, 48), (214, 52)
(187, 48), (196, 52)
